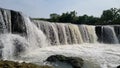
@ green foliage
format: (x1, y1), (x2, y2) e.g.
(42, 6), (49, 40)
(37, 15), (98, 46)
(44, 11), (99, 25)
(59, 11), (77, 23)
(33, 8), (120, 25)
(31, 18), (50, 21)
(100, 8), (120, 24)
(50, 13), (60, 22)
(75, 15), (99, 25)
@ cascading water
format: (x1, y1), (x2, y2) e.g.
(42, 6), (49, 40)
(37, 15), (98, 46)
(0, 34), (29, 60)
(96, 26), (119, 44)
(0, 8), (120, 68)
(34, 20), (98, 45)
(24, 17), (48, 48)
(102, 26), (119, 44)
(0, 8), (48, 59)
(79, 25), (97, 43)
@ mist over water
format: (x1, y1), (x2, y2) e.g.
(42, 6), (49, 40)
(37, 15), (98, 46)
(0, 8), (120, 68)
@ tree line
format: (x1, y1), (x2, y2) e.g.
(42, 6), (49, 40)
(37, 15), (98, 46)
(33, 8), (120, 25)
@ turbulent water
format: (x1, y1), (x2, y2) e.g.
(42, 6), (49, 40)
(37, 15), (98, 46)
(0, 8), (120, 68)
(21, 44), (120, 68)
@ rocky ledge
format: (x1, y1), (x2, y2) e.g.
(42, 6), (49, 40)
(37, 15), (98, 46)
(0, 60), (53, 68)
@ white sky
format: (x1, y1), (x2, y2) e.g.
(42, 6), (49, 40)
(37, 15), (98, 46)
(0, 0), (119, 18)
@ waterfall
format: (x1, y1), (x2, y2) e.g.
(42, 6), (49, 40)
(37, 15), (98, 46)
(33, 19), (120, 45)
(0, 34), (29, 60)
(0, 8), (11, 33)
(79, 25), (97, 43)
(24, 17), (48, 48)
(0, 8), (120, 68)
(33, 20), (99, 45)
(34, 21), (60, 45)
(96, 26), (119, 44)
(0, 8), (120, 47)
(0, 7), (120, 59)
(114, 25), (120, 43)
(0, 8), (48, 59)
(68, 24), (83, 44)
(103, 26), (119, 44)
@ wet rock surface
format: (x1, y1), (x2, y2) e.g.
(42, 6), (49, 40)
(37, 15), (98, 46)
(46, 55), (84, 68)
(0, 8), (27, 35)
(0, 60), (53, 68)
(117, 65), (120, 68)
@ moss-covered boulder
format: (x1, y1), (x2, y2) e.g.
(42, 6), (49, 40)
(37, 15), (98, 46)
(46, 55), (84, 68)
(0, 60), (53, 68)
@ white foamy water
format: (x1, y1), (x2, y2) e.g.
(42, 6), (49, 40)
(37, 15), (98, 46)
(19, 43), (120, 68)
(0, 34), (29, 60)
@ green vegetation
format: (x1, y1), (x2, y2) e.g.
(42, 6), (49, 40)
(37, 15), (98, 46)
(0, 60), (53, 68)
(100, 8), (120, 25)
(32, 8), (120, 25)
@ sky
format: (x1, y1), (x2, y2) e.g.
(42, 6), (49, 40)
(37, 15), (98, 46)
(0, 0), (119, 18)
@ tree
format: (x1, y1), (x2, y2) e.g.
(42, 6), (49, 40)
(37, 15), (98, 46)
(76, 15), (99, 25)
(50, 13), (60, 22)
(100, 8), (120, 24)
(59, 11), (77, 23)
(33, 8), (120, 25)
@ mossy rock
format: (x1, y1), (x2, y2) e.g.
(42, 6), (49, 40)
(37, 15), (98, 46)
(0, 60), (53, 68)
(46, 55), (84, 68)
(46, 55), (67, 62)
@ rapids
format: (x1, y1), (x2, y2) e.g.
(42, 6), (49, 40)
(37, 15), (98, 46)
(20, 44), (120, 68)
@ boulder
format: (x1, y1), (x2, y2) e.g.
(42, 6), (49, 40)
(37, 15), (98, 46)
(117, 65), (120, 68)
(46, 55), (84, 68)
